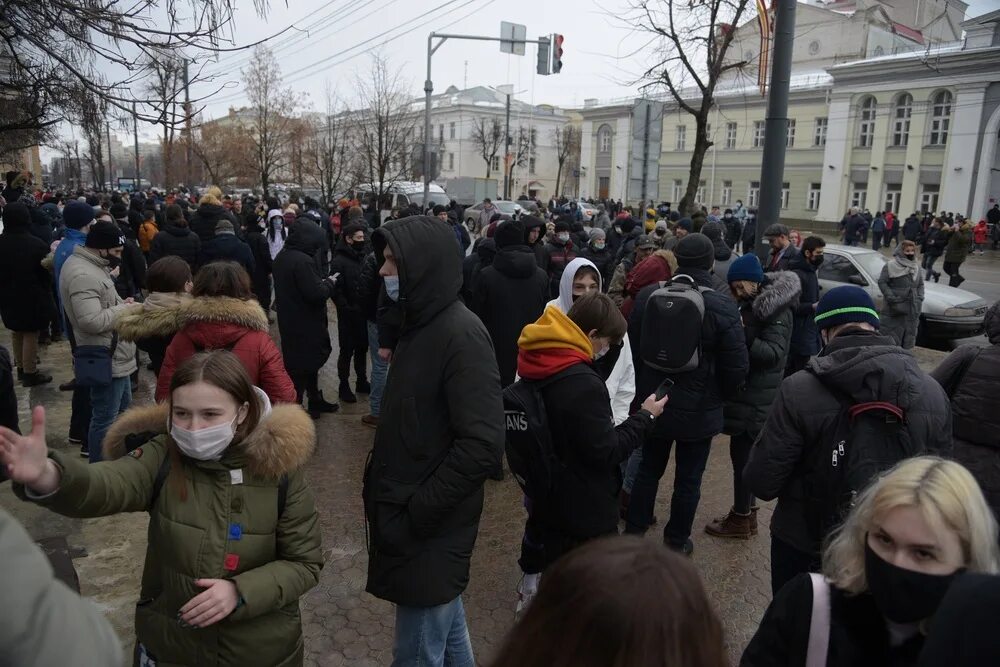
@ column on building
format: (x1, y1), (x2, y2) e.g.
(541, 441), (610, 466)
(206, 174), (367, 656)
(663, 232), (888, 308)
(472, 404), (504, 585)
(818, 94), (852, 221)
(941, 84), (987, 215)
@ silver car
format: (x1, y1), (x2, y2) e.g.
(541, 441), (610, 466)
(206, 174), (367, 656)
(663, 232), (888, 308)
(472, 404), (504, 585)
(817, 245), (987, 343)
(463, 200), (523, 228)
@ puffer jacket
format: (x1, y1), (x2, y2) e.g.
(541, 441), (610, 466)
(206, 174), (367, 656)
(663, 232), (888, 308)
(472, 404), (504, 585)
(931, 302), (1000, 517)
(154, 296), (296, 404)
(943, 223), (973, 263)
(723, 271), (800, 436)
(787, 252), (822, 356)
(149, 224), (201, 270)
(115, 291), (192, 376)
(16, 396), (323, 667)
(541, 238), (578, 299)
(59, 246), (138, 378)
(745, 331), (953, 555)
(189, 203), (238, 243)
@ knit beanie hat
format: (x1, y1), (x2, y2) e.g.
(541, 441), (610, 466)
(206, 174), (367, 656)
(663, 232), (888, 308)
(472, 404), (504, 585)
(85, 221), (126, 249)
(589, 227), (606, 241)
(2, 202), (30, 230)
(674, 233), (714, 270)
(815, 285), (879, 330)
(701, 221), (724, 242)
(432, 204), (448, 216)
(677, 217), (694, 232)
(727, 253), (764, 284)
(215, 220), (235, 234)
(109, 202), (128, 220)
(495, 220), (524, 249)
(63, 200), (96, 230)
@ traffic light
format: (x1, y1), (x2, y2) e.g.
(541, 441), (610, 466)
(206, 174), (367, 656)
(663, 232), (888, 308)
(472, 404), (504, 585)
(537, 36), (551, 75)
(551, 34), (564, 74)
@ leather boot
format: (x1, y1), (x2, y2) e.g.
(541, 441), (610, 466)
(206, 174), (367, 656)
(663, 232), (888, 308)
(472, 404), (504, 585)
(704, 508), (754, 539)
(339, 380), (357, 404)
(309, 391), (340, 414)
(22, 371), (53, 387)
(356, 378), (371, 394)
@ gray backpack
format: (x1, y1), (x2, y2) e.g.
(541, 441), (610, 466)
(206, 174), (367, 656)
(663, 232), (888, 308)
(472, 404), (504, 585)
(639, 274), (711, 373)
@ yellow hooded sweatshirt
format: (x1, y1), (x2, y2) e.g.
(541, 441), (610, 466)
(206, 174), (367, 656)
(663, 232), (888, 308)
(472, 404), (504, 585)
(517, 305), (594, 380)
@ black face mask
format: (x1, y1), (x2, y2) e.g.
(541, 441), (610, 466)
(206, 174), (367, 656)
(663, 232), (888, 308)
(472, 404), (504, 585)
(864, 541), (962, 623)
(104, 253), (122, 270)
(810, 255), (824, 267)
(903, 254), (916, 261)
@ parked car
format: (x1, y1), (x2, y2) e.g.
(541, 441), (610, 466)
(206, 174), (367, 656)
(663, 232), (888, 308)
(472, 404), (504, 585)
(817, 245), (988, 344)
(463, 200), (523, 228)
(576, 199), (598, 221)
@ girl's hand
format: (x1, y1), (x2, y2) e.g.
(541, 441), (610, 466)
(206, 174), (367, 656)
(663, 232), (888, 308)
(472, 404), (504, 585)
(0, 407), (58, 492)
(179, 579), (239, 628)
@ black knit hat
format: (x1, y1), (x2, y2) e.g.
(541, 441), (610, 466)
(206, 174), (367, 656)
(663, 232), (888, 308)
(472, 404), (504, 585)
(1, 202), (30, 230)
(554, 220), (571, 233)
(63, 200), (95, 230)
(432, 204), (448, 216)
(85, 221), (126, 249)
(495, 220), (524, 249)
(674, 233), (715, 270)
(109, 202), (128, 220)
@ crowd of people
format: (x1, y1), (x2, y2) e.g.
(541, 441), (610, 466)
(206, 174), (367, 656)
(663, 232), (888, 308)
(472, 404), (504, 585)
(1, 168), (1000, 667)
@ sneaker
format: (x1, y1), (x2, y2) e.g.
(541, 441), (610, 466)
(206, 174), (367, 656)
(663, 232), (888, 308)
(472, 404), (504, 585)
(79, 444), (90, 458)
(705, 508), (755, 539)
(22, 371), (53, 387)
(356, 379), (371, 395)
(516, 573), (541, 615)
(361, 414), (379, 428)
(68, 436), (83, 445)
(666, 537), (694, 557)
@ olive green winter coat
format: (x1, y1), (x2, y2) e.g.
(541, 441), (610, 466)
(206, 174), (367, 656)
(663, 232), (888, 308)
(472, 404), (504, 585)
(16, 400), (323, 667)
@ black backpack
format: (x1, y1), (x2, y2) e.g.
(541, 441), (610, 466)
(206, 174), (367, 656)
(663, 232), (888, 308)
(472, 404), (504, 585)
(639, 275), (711, 373)
(502, 366), (591, 500)
(801, 376), (919, 543)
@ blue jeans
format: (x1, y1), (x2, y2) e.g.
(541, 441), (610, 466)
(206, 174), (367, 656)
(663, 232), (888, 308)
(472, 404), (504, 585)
(621, 447), (643, 494)
(623, 434), (713, 547)
(392, 596), (474, 667)
(89, 376), (132, 463)
(367, 321), (388, 417)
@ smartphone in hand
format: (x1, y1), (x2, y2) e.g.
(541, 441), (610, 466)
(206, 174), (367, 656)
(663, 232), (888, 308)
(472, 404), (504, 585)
(654, 377), (675, 401)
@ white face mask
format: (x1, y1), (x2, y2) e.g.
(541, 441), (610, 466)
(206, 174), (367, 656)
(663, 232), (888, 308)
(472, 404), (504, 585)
(170, 415), (239, 461)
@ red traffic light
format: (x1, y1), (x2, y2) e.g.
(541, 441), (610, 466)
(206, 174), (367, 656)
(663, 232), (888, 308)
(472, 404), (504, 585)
(551, 34), (564, 74)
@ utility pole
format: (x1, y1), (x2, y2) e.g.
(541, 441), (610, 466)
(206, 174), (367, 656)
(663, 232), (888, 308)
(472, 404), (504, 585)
(106, 122), (114, 190)
(183, 58), (192, 188)
(133, 102), (141, 190)
(755, 0), (797, 264)
(503, 92), (511, 200)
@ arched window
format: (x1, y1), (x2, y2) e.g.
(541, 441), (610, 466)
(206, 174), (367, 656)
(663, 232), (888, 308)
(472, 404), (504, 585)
(891, 94), (912, 147)
(929, 90), (952, 146)
(598, 124), (612, 153)
(857, 96), (876, 148)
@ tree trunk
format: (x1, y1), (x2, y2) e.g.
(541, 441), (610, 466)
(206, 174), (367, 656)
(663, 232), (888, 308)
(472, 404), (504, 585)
(679, 114), (711, 217)
(555, 160), (564, 200)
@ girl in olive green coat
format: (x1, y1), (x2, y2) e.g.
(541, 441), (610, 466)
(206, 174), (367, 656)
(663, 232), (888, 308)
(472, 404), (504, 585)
(0, 350), (323, 666)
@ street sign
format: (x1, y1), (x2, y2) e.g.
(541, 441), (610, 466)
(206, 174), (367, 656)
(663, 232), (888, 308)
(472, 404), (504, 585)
(500, 22), (527, 55)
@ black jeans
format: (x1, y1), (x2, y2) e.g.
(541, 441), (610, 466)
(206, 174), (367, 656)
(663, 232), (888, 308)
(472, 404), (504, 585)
(292, 371), (320, 405)
(624, 433), (713, 547)
(336, 311), (369, 385)
(729, 432), (755, 514)
(943, 261), (965, 287)
(770, 535), (821, 596)
(871, 231), (883, 250)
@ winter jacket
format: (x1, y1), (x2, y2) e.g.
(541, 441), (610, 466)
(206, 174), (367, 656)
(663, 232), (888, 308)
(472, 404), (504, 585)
(607, 256), (634, 308)
(113, 222), (147, 299)
(0, 507), (124, 667)
(471, 244), (549, 386)
(328, 237), (365, 314)
(461, 238), (495, 304)
(974, 222), (989, 245)
(871, 215), (886, 233)
(198, 233), (255, 276)
(744, 331), (953, 555)
(364, 216), (504, 608)
(581, 244), (616, 288)
(843, 214), (865, 244)
(742, 216), (758, 254)
(59, 246), (138, 378)
(27, 206), (53, 246)
(766, 243), (800, 272)
(541, 238), (578, 299)
(710, 241), (735, 293)
(877, 259), (924, 348)
(723, 215), (742, 249)
(931, 303), (1000, 517)
(189, 203), (238, 242)
(943, 223), (973, 263)
(149, 224), (201, 270)
(628, 268), (749, 440)
(154, 296), (296, 404)
(902, 216), (922, 242)
(272, 221), (335, 376)
(0, 223), (54, 332)
(723, 271), (800, 436)
(244, 227), (274, 290)
(921, 226), (947, 256)
(115, 291), (192, 377)
(621, 250), (676, 319)
(741, 573), (924, 667)
(16, 396), (323, 667)
(787, 252), (822, 357)
(137, 219), (159, 253)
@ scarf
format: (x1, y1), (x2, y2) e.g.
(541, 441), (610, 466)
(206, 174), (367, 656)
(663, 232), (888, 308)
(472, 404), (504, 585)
(887, 256), (919, 280)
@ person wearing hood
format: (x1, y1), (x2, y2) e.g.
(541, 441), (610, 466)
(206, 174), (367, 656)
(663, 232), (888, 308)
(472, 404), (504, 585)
(744, 285), (952, 595)
(272, 222), (339, 418)
(329, 224), (370, 404)
(0, 202), (56, 386)
(199, 221), (255, 277)
(109, 202), (147, 300)
(522, 214), (548, 268)
(785, 235), (826, 376)
(149, 204), (201, 271)
(17, 193), (54, 246)
(701, 221), (734, 292)
(471, 220), (549, 387)
(605, 216), (634, 259)
(2, 351), (323, 667)
(651, 220), (671, 248)
(542, 221), (579, 299)
(931, 301), (1000, 519)
(154, 261), (296, 405)
(608, 235), (655, 308)
(593, 204), (611, 232)
(242, 208), (274, 315)
(461, 237), (496, 305)
(365, 216), (504, 667)
(189, 189), (239, 242)
(705, 255), (800, 540)
(611, 217), (643, 266)
(624, 234), (749, 555)
(877, 240), (924, 349)
(620, 249), (677, 320)
(266, 209), (288, 260)
(582, 228), (615, 288)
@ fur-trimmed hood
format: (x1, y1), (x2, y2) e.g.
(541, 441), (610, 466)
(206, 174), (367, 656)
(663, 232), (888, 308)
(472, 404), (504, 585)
(753, 270), (802, 321)
(102, 390), (315, 478)
(115, 293), (192, 341)
(181, 295), (269, 331)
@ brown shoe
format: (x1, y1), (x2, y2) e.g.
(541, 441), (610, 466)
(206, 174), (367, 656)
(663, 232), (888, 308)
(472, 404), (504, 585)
(361, 415), (379, 428)
(704, 508), (754, 539)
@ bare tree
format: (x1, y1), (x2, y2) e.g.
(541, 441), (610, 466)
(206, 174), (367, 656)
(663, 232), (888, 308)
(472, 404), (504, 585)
(190, 118), (248, 186)
(505, 126), (537, 197)
(303, 89), (352, 205)
(552, 125), (581, 198)
(143, 52), (186, 188)
(243, 45), (302, 196)
(352, 56), (416, 209)
(630, 0), (750, 215)
(470, 116), (505, 179)
(80, 96), (109, 189)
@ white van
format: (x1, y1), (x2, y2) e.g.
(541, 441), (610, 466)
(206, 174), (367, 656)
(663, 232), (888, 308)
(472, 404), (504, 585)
(351, 181), (451, 223)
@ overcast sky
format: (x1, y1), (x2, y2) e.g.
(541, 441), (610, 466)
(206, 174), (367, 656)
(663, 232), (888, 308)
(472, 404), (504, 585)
(63, 0), (1000, 149)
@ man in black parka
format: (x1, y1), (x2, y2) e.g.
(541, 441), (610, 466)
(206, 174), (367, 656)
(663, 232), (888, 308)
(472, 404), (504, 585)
(364, 215), (504, 667)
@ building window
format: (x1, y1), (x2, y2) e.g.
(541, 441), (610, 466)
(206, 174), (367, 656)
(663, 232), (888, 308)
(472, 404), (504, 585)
(676, 125), (687, 151)
(752, 121), (765, 148)
(696, 180), (706, 203)
(529, 157), (536, 173)
(672, 179), (683, 203)
(448, 152), (455, 171)
(919, 184), (939, 213)
(814, 117), (828, 147)
(725, 122), (737, 149)
(891, 94), (912, 147)
(438, 124), (444, 141)
(781, 182), (790, 209)
(857, 96), (876, 148)
(721, 180), (732, 205)
(850, 184), (867, 210)
(883, 183), (901, 214)
(491, 156), (500, 172)
(786, 120), (796, 148)
(807, 183), (821, 210)
(929, 90), (952, 146)
(598, 125), (612, 153)
(449, 122), (456, 139)
(748, 181), (760, 207)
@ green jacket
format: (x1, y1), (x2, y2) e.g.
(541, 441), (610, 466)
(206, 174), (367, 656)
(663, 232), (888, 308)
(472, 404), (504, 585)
(16, 400), (323, 667)
(943, 223), (973, 263)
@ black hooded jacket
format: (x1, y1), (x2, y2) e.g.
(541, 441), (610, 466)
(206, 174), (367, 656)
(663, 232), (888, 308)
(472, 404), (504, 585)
(189, 203), (238, 242)
(364, 216), (504, 608)
(149, 224), (201, 269)
(471, 244), (549, 386)
(328, 236), (365, 314)
(787, 251), (822, 356)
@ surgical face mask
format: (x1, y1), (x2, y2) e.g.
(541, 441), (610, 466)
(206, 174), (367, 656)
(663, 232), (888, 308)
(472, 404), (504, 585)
(594, 242), (606, 250)
(171, 415), (238, 461)
(384, 275), (400, 301)
(557, 232), (570, 243)
(864, 541), (962, 623)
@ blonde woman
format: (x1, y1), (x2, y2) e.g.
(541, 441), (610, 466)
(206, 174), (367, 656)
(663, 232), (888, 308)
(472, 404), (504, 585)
(741, 457), (1000, 667)
(190, 186), (239, 243)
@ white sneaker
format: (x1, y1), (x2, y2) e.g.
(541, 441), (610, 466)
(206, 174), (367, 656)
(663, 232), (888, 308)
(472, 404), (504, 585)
(516, 572), (541, 614)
